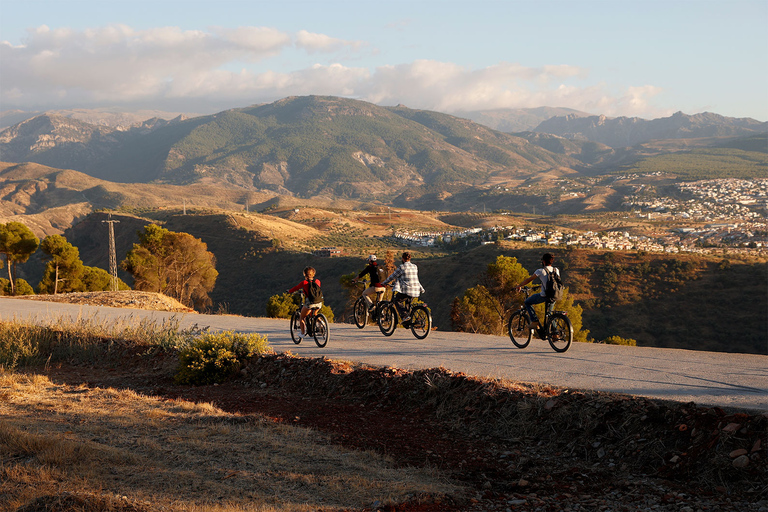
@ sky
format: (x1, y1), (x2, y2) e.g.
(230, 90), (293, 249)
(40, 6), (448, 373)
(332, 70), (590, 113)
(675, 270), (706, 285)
(1, 0), (767, 121)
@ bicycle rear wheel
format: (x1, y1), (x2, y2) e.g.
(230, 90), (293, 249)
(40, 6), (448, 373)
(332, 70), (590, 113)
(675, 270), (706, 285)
(377, 302), (397, 336)
(547, 313), (573, 352)
(353, 296), (368, 329)
(409, 305), (432, 339)
(313, 313), (329, 348)
(290, 310), (302, 344)
(507, 310), (532, 348)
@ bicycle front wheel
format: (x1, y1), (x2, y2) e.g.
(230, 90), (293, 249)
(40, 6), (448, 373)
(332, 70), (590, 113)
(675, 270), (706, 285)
(377, 303), (397, 336)
(547, 313), (573, 353)
(507, 310), (532, 349)
(409, 305), (432, 339)
(313, 314), (329, 348)
(353, 296), (368, 329)
(290, 310), (302, 344)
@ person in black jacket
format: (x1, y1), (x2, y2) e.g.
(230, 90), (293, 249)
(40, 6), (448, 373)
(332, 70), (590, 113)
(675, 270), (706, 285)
(353, 254), (386, 312)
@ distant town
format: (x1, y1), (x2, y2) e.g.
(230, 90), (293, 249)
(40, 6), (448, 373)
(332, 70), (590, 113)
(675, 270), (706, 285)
(393, 178), (768, 256)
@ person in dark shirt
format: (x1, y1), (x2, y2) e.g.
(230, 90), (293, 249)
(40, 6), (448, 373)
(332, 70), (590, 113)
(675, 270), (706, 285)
(353, 254), (386, 312)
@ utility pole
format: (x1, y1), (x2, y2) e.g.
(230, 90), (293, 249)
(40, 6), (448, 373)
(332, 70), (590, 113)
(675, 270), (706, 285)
(102, 214), (120, 291)
(183, 198), (187, 215)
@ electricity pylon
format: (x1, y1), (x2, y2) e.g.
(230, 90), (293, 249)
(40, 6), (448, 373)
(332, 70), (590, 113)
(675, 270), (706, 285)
(102, 215), (120, 291)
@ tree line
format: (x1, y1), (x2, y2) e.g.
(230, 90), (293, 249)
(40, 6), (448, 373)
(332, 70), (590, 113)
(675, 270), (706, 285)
(0, 222), (217, 308)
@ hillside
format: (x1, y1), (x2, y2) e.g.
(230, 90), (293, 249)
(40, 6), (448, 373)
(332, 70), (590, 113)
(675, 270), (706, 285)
(0, 161), (285, 236)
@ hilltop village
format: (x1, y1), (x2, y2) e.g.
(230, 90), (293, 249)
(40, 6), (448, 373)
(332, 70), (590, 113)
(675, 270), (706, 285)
(394, 178), (768, 256)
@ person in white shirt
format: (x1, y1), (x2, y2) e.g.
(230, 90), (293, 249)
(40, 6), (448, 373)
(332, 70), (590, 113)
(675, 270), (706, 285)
(514, 253), (560, 336)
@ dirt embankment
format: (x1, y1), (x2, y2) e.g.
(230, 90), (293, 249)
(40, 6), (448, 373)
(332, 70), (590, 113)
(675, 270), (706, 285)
(8, 291), (194, 313)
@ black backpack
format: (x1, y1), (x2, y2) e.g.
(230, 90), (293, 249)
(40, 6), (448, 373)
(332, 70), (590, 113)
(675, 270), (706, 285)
(544, 267), (564, 304)
(307, 278), (323, 303)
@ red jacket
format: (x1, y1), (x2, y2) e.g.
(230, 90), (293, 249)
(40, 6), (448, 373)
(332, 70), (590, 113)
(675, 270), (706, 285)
(288, 278), (321, 296)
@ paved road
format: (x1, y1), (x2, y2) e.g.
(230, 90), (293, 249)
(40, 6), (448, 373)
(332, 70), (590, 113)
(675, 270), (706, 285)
(2, 297), (766, 412)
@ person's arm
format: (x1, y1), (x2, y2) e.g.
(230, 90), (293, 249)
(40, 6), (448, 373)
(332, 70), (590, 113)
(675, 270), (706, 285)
(515, 274), (537, 291)
(381, 266), (402, 286)
(288, 280), (306, 294)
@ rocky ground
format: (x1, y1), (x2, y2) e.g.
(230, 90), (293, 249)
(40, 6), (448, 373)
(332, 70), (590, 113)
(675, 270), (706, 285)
(19, 291), (768, 512)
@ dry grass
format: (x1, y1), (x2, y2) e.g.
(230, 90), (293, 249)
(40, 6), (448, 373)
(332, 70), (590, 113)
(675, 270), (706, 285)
(0, 371), (457, 512)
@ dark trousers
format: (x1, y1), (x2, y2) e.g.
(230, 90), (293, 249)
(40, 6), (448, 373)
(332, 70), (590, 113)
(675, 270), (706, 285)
(393, 292), (413, 320)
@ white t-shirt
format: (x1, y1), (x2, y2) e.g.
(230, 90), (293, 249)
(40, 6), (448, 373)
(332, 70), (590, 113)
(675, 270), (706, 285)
(533, 266), (559, 297)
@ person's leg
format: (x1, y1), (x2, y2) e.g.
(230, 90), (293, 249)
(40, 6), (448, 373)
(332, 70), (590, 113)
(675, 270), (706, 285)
(362, 286), (376, 308)
(393, 292), (412, 321)
(524, 294), (546, 327)
(299, 305), (310, 335)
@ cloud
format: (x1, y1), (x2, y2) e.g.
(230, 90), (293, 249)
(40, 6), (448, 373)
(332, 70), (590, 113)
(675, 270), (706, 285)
(294, 30), (364, 54)
(1, 24), (665, 118)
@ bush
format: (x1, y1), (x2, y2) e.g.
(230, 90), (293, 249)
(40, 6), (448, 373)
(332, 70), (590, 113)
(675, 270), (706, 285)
(602, 335), (637, 346)
(175, 330), (270, 385)
(266, 292), (334, 322)
(266, 292), (300, 318)
(1, 278), (34, 296)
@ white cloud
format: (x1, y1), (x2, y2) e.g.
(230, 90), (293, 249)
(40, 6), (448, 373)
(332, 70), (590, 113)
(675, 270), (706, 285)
(294, 30), (363, 54)
(0, 24), (666, 118)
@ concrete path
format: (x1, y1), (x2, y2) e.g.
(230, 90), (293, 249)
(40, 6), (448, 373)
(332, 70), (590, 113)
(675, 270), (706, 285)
(2, 297), (766, 412)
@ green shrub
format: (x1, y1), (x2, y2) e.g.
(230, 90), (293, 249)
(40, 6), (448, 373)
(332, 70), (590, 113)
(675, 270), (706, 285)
(602, 335), (637, 346)
(1, 278), (35, 296)
(266, 292), (334, 322)
(175, 330), (270, 385)
(266, 292), (300, 318)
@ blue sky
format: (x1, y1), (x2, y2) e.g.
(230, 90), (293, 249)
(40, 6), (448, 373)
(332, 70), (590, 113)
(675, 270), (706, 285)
(2, 0), (766, 120)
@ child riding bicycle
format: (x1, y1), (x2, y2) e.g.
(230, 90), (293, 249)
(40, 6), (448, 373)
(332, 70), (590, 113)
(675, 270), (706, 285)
(287, 266), (323, 342)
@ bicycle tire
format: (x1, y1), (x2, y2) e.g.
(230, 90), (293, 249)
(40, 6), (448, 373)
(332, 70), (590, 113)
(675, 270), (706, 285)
(353, 296), (368, 329)
(290, 310), (303, 344)
(409, 305), (432, 339)
(377, 302), (397, 336)
(313, 313), (329, 348)
(507, 310), (532, 348)
(547, 313), (573, 353)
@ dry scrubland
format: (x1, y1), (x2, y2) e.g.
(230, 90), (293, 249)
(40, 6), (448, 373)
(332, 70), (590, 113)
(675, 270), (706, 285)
(0, 372), (454, 512)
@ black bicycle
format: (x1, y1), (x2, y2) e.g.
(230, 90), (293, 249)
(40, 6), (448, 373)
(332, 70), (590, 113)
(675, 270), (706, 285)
(508, 287), (572, 352)
(377, 292), (432, 339)
(352, 282), (386, 329)
(290, 292), (329, 348)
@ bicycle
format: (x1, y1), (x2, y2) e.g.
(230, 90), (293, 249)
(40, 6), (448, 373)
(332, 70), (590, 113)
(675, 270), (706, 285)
(377, 290), (432, 339)
(289, 292), (329, 348)
(352, 281), (386, 329)
(507, 287), (573, 352)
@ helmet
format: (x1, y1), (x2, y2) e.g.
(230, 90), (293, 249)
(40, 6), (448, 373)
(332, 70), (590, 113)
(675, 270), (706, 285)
(367, 254), (377, 262)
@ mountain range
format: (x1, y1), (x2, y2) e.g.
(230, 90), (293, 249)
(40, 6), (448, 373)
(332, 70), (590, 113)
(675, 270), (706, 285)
(534, 111), (768, 148)
(1, 96), (766, 217)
